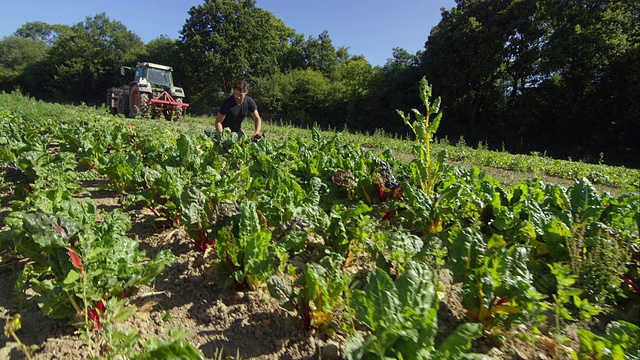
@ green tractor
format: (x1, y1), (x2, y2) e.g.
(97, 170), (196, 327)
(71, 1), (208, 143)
(107, 62), (189, 121)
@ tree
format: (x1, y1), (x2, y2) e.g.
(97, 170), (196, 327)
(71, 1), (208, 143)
(385, 47), (419, 71)
(14, 21), (71, 46)
(251, 68), (344, 128)
(0, 36), (49, 96)
(45, 13), (146, 103)
(421, 0), (639, 165)
(537, 0), (640, 164)
(423, 0), (517, 145)
(280, 33), (307, 73)
(336, 46), (352, 65)
(302, 30), (340, 80)
(179, 0), (293, 112)
(145, 36), (180, 70)
(340, 57), (374, 127)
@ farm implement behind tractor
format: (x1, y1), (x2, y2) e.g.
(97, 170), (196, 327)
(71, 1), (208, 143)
(108, 62), (189, 121)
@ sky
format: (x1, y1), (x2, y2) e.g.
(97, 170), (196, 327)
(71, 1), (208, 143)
(1, 0), (456, 67)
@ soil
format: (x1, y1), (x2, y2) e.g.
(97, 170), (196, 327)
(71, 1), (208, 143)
(0, 178), (565, 360)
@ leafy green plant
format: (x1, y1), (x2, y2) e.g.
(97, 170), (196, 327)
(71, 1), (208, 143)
(532, 178), (639, 303)
(139, 166), (191, 228)
(214, 200), (276, 289)
(536, 263), (602, 359)
(577, 320), (640, 359)
(6, 198), (175, 323)
(100, 150), (146, 193)
(396, 77), (446, 196)
(268, 253), (350, 331)
(545, 263), (601, 332)
(90, 297), (139, 357)
(319, 202), (374, 264)
(131, 327), (206, 360)
(366, 228), (422, 279)
(447, 228), (544, 330)
(345, 261), (490, 360)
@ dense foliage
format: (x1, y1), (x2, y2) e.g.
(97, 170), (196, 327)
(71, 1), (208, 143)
(0, 0), (638, 167)
(422, 0), (640, 167)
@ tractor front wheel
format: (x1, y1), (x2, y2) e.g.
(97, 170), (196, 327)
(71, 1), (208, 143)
(163, 108), (173, 121)
(173, 98), (184, 121)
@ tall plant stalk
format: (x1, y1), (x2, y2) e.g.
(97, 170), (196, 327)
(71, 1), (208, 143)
(396, 77), (444, 196)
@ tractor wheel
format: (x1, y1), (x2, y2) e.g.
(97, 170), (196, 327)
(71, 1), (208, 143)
(173, 98), (184, 121)
(118, 96), (131, 117)
(163, 109), (173, 121)
(150, 105), (162, 120)
(129, 85), (149, 118)
(140, 93), (149, 116)
(116, 95), (129, 116)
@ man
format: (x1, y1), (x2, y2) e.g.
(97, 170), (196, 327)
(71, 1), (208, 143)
(215, 80), (262, 141)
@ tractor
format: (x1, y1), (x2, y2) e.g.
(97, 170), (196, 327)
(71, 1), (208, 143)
(107, 62), (189, 121)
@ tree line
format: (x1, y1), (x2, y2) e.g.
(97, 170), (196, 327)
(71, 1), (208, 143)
(1, 0), (638, 167)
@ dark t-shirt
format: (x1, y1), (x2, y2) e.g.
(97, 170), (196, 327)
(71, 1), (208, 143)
(217, 95), (257, 132)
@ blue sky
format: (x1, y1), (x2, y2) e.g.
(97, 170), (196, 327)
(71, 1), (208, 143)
(2, 0), (456, 67)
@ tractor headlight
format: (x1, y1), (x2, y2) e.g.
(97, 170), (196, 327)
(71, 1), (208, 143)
(138, 79), (151, 91)
(171, 88), (185, 96)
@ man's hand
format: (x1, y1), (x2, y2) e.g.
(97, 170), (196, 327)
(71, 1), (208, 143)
(252, 133), (262, 142)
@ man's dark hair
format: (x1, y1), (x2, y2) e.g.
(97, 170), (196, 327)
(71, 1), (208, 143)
(233, 80), (249, 92)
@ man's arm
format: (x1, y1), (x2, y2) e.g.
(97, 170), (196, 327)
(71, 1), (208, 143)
(250, 110), (262, 136)
(215, 112), (225, 132)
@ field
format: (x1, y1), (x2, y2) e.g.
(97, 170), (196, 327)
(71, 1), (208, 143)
(1, 90), (639, 359)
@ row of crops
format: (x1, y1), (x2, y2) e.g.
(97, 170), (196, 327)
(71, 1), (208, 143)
(1, 86), (639, 359)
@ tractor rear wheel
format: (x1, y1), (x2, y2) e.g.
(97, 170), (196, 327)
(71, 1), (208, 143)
(117, 95), (129, 117)
(117, 95), (131, 117)
(129, 85), (149, 118)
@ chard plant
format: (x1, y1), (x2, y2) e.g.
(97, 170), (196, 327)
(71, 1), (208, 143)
(319, 202), (374, 264)
(131, 327), (206, 360)
(6, 195), (174, 324)
(268, 253), (351, 331)
(100, 150), (147, 193)
(345, 261), (490, 360)
(214, 200), (277, 289)
(366, 228), (422, 279)
(577, 320), (640, 359)
(447, 228), (544, 331)
(396, 77), (446, 196)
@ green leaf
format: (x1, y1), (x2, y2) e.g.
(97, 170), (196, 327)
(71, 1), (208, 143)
(63, 269), (80, 285)
(267, 276), (295, 310)
(605, 321), (640, 356)
(22, 213), (78, 248)
(569, 178), (601, 217)
(239, 201), (261, 239)
(344, 332), (366, 360)
(353, 268), (400, 331)
(435, 322), (485, 359)
(132, 338), (204, 360)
